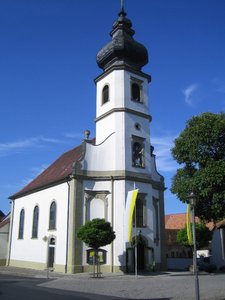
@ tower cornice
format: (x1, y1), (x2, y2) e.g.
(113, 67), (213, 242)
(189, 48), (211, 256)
(94, 65), (151, 84)
(95, 107), (152, 123)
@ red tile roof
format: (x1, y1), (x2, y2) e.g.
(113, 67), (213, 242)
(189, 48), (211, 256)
(165, 213), (187, 230)
(165, 213), (215, 231)
(10, 143), (84, 199)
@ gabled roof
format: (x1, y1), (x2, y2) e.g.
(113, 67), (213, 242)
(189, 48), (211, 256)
(10, 143), (84, 200)
(0, 210), (5, 221)
(0, 213), (10, 228)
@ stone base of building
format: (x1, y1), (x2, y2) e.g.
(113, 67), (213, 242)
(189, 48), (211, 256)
(8, 259), (126, 274)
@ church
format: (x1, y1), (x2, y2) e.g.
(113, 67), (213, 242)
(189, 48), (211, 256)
(7, 5), (166, 273)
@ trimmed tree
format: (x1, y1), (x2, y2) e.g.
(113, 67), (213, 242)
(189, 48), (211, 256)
(177, 223), (212, 249)
(171, 112), (225, 222)
(77, 218), (115, 276)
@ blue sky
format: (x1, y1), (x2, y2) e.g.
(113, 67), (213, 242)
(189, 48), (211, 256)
(0, 0), (225, 215)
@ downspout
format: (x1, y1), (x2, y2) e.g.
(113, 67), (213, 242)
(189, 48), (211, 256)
(7, 199), (15, 266)
(110, 176), (114, 272)
(65, 178), (71, 273)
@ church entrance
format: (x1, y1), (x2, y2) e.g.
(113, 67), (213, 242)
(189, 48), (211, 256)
(47, 237), (55, 268)
(133, 238), (145, 271)
(137, 243), (145, 270)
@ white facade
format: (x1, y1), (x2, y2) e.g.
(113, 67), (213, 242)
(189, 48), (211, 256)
(9, 183), (69, 271)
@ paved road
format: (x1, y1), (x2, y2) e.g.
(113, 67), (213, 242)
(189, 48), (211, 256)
(0, 274), (126, 300)
(40, 273), (225, 300)
(0, 267), (225, 299)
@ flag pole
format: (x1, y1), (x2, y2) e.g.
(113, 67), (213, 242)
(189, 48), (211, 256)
(134, 182), (138, 278)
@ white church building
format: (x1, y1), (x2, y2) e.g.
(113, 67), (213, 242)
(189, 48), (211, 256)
(7, 6), (166, 273)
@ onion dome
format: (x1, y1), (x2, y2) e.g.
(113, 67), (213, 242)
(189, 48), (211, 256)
(96, 8), (148, 71)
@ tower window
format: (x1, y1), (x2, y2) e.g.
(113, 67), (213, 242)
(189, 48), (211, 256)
(131, 83), (141, 102)
(18, 209), (25, 239)
(102, 85), (109, 104)
(132, 139), (145, 168)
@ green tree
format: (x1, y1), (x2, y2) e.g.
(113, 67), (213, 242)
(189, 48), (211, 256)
(177, 223), (212, 249)
(77, 218), (115, 276)
(77, 218), (115, 249)
(171, 112), (225, 222)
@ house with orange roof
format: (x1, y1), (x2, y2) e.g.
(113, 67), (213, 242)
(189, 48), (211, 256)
(165, 213), (225, 271)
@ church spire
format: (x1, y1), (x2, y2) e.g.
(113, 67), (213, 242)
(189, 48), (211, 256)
(96, 3), (148, 72)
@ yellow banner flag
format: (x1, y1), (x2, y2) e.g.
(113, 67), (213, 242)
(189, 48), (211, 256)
(124, 189), (139, 242)
(186, 204), (193, 246)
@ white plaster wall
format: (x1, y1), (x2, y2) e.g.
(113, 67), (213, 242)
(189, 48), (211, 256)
(113, 180), (126, 266)
(95, 68), (152, 175)
(96, 71), (125, 121)
(10, 183), (69, 266)
(81, 178), (160, 268)
(83, 131), (125, 171)
(82, 180), (113, 266)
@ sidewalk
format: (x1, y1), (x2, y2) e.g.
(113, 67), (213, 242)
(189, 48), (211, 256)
(1, 266), (225, 299)
(0, 265), (178, 279)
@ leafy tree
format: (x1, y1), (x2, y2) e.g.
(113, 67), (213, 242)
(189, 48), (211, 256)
(77, 218), (115, 249)
(177, 223), (212, 250)
(171, 112), (225, 222)
(77, 218), (115, 277)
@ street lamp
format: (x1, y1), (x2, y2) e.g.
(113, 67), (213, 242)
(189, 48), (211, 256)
(188, 192), (200, 300)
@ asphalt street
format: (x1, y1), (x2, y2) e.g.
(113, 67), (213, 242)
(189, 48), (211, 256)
(0, 267), (225, 299)
(0, 274), (127, 300)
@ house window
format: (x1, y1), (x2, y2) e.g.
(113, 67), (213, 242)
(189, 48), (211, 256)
(102, 85), (109, 104)
(18, 209), (25, 239)
(131, 83), (141, 102)
(49, 201), (56, 230)
(133, 195), (147, 228)
(32, 206), (39, 238)
(132, 136), (145, 168)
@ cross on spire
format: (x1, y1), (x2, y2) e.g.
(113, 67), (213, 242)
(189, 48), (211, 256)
(120, 0), (124, 11)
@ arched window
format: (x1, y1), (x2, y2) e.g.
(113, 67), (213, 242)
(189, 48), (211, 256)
(131, 83), (141, 102)
(102, 85), (109, 104)
(18, 209), (25, 239)
(49, 201), (56, 230)
(32, 206), (39, 238)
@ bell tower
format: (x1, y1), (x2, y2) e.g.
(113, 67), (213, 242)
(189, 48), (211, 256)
(95, 7), (152, 175)
(90, 5), (166, 272)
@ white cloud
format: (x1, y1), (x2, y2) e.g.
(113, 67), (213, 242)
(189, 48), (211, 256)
(0, 136), (65, 157)
(182, 83), (199, 106)
(64, 132), (83, 139)
(151, 135), (178, 173)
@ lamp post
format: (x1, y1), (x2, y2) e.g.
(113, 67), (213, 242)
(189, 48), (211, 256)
(188, 192), (200, 300)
